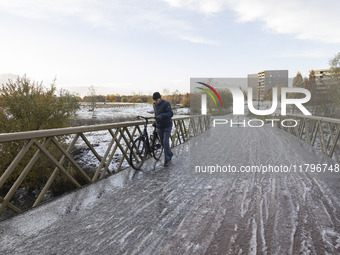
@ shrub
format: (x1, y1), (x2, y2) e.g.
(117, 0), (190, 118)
(0, 75), (80, 194)
(1, 76), (79, 132)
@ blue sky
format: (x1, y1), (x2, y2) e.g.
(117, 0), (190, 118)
(0, 0), (339, 96)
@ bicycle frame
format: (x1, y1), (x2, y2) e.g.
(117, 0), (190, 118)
(142, 120), (151, 155)
(139, 116), (158, 156)
(129, 116), (163, 170)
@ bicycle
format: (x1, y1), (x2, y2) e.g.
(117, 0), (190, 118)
(129, 116), (163, 170)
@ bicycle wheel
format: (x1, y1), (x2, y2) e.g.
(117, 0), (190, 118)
(152, 132), (163, 160)
(130, 136), (147, 170)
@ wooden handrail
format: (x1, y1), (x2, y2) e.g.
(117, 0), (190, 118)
(285, 114), (340, 125)
(0, 115), (211, 218)
(0, 115), (197, 143)
(278, 114), (340, 163)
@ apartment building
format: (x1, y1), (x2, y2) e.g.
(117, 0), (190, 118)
(313, 68), (331, 92)
(247, 70), (288, 101)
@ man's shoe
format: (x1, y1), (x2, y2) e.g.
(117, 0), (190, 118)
(164, 159), (170, 167)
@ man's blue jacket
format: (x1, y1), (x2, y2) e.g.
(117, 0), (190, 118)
(153, 99), (173, 129)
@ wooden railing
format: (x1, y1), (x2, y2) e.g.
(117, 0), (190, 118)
(278, 114), (340, 163)
(0, 115), (211, 217)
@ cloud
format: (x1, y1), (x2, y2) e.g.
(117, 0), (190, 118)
(229, 0), (340, 43)
(162, 0), (340, 43)
(2, 0), (339, 44)
(0, 0), (86, 20)
(179, 35), (218, 45)
(0, 0), (214, 45)
(274, 50), (332, 58)
(162, 0), (228, 14)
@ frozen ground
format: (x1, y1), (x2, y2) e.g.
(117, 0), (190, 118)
(76, 103), (153, 120)
(76, 103), (189, 121)
(1, 121), (340, 254)
(69, 104), (189, 173)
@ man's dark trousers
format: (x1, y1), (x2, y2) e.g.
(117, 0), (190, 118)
(158, 126), (172, 161)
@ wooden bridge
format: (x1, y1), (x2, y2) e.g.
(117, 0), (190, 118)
(0, 115), (210, 218)
(0, 114), (340, 254)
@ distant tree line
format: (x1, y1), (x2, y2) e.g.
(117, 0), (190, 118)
(81, 90), (190, 107)
(289, 52), (340, 117)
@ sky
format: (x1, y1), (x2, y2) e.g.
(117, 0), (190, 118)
(0, 0), (339, 96)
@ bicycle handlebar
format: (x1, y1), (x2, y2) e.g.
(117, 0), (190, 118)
(137, 116), (155, 120)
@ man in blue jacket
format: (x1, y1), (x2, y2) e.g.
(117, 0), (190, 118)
(153, 92), (173, 166)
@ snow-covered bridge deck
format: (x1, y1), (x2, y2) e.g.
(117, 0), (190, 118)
(1, 124), (340, 254)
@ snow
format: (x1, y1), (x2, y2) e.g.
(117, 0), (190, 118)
(77, 103), (154, 120)
(249, 218), (257, 255)
(66, 104), (190, 176)
(68, 129), (133, 173)
(174, 107), (190, 115)
(76, 103), (190, 120)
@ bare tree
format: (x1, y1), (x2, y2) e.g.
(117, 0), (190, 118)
(88, 85), (97, 118)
